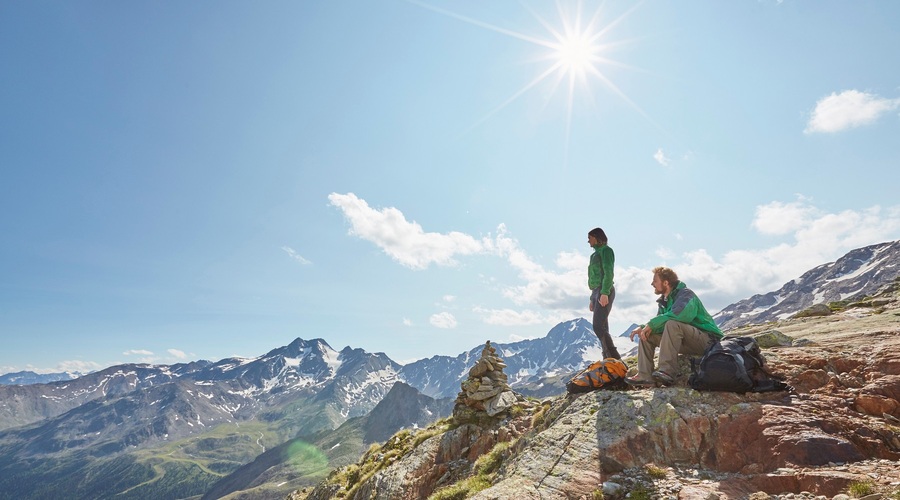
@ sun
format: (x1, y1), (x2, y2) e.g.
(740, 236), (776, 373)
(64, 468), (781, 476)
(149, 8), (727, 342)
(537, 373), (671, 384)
(408, 0), (650, 163)
(554, 32), (597, 79)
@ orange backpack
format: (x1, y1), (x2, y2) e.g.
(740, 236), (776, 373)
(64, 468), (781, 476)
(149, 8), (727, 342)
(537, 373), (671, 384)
(566, 358), (628, 393)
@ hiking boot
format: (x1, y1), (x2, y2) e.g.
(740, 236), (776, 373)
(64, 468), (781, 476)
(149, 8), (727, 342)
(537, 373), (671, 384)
(652, 370), (675, 386)
(624, 376), (655, 387)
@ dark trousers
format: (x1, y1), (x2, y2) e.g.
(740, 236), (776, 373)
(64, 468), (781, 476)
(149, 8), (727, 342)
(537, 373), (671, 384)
(591, 286), (620, 359)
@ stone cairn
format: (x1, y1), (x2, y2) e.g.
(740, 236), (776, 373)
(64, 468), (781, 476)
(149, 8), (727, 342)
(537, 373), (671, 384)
(455, 341), (518, 417)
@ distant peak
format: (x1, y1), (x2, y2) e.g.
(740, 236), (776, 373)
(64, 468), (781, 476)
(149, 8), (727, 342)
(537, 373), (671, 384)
(384, 381), (416, 398)
(547, 318), (592, 338)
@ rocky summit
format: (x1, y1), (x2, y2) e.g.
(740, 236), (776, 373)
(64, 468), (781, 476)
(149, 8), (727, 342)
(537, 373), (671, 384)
(294, 279), (900, 500)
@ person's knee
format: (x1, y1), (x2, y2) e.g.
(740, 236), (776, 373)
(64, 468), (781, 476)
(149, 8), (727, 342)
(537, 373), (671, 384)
(662, 321), (689, 339)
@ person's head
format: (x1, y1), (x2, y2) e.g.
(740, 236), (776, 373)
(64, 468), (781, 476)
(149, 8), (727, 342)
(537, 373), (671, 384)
(587, 227), (607, 246)
(651, 266), (679, 295)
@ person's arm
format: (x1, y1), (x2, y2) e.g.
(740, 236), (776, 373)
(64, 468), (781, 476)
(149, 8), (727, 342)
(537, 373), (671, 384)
(646, 291), (700, 333)
(598, 247), (614, 307)
(599, 247), (614, 295)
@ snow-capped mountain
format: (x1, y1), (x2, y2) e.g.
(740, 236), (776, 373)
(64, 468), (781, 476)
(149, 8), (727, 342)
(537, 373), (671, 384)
(0, 360), (211, 431)
(400, 318), (607, 398)
(0, 371), (85, 386)
(0, 338), (410, 499)
(0, 338), (405, 441)
(714, 239), (900, 330)
(0, 319), (608, 441)
(0, 317), (625, 438)
(197, 337), (344, 391)
(4, 328), (602, 499)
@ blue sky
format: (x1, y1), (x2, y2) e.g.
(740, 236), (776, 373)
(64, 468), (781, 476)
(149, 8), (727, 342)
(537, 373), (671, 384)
(2, 1), (899, 374)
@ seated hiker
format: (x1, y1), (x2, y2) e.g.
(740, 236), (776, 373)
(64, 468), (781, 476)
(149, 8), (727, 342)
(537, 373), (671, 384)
(625, 267), (724, 387)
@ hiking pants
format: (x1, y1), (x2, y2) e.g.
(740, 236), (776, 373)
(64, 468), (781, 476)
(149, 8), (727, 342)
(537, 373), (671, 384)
(591, 286), (620, 359)
(637, 320), (715, 379)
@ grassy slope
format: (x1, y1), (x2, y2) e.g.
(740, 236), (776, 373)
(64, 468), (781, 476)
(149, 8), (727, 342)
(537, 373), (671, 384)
(0, 394), (346, 500)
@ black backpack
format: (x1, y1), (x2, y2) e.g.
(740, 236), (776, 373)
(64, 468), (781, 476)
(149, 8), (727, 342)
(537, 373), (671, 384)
(688, 336), (789, 393)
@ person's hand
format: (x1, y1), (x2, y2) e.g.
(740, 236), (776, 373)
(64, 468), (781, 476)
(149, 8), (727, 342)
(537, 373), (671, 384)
(638, 325), (652, 341)
(630, 325), (651, 342)
(599, 294), (609, 307)
(629, 326), (641, 341)
(589, 300), (594, 312)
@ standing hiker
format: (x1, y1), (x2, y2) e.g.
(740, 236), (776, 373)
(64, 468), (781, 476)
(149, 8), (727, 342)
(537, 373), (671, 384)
(588, 227), (620, 360)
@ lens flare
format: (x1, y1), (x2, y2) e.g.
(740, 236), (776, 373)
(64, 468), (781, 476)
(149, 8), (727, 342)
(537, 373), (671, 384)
(409, 0), (654, 165)
(285, 440), (328, 473)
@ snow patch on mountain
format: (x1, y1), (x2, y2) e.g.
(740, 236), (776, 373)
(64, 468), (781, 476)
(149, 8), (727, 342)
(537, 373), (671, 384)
(580, 345), (603, 364)
(715, 240), (900, 330)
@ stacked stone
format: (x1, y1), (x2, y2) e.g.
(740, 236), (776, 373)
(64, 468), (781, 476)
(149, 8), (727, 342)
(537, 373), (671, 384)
(456, 341), (517, 416)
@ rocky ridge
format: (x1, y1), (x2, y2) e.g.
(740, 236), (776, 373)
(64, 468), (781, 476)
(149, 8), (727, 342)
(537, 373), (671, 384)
(294, 279), (900, 499)
(715, 239), (900, 330)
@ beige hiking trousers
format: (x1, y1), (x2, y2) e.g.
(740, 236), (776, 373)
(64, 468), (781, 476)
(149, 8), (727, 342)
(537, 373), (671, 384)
(637, 321), (716, 379)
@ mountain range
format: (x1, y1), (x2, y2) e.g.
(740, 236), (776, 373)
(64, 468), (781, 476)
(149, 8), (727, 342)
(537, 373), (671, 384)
(0, 319), (615, 499)
(1, 239), (898, 499)
(714, 239), (900, 330)
(0, 370), (84, 386)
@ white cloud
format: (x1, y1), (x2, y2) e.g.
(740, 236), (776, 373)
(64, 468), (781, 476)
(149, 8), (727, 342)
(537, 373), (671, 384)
(429, 312), (458, 329)
(655, 247), (674, 260)
(473, 307), (551, 326)
(402, 318), (413, 327)
(443, 295), (456, 302)
(282, 246), (312, 265)
(805, 90), (900, 134)
(491, 230), (585, 310)
(653, 148), (671, 167)
(667, 202), (900, 311)
(329, 193), (900, 335)
(123, 349), (153, 356)
(602, 266), (659, 325)
(167, 349), (187, 359)
(329, 192), (489, 270)
(751, 197), (820, 235)
(482, 199), (900, 329)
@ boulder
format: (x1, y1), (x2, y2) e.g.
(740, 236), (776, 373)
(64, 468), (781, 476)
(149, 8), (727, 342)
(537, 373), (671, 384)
(791, 303), (832, 319)
(484, 391), (517, 417)
(751, 329), (794, 348)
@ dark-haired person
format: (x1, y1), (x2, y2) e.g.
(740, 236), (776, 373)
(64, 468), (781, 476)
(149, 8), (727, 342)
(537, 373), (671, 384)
(625, 266), (723, 387)
(588, 228), (620, 360)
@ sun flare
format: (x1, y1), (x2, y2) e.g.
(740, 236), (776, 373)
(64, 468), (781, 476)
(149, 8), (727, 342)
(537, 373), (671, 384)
(410, 0), (650, 163)
(554, 33), (597, 78)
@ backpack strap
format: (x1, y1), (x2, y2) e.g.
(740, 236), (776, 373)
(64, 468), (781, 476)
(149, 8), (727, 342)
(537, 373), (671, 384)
(726, 351), (752, 386)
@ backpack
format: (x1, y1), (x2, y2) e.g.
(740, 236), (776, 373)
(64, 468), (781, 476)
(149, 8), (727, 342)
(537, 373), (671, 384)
(688, 336), (789, 393)
(566, 358), (628, 393)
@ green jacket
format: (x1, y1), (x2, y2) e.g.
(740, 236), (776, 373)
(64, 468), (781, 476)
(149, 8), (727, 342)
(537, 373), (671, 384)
(646, 281), (723, 339)
(588, 244), (614, 294)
